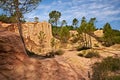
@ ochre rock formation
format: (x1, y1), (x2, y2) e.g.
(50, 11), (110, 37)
(0, 31), (85, 80)
(94, 30), (103, 37)
(69, 30), (103, 48)
(0, 22), (53, 54)
(22, 22), (53, 54)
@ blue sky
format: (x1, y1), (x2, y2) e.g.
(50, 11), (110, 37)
(0, 0), (120, 30)
(24, 0), (120, 30)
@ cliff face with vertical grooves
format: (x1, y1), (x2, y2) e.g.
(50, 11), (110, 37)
(22, 22), (53, 54)
(0, 31), (85, 80)
(0, 22), (53, 54)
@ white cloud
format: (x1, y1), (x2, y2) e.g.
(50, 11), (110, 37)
(24, 0), (120, 28)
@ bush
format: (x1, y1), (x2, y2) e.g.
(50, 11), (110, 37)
(85, 50), (100, 58)
(54, 50), (64, 55)
(77, 50), (100, 58)
(113, 36), (120, 44)
(106, 76), (120, 80)
(103, 41), (115, 47)
(77, 53), (84, 57)
(94, 44), (99, 47)
(77, 46), (91, 51)
(92, 57), (120, 80)
(45, 50), (64, 58)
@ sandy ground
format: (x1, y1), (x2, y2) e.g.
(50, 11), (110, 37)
(54, 45), (120, 80)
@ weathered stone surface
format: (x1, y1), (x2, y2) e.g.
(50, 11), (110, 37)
(0, 31), (85, 80)
(69, 30), (103, 48)
(0, 22), (53, 54)
(22, 22), (53, 54)
(0, 31), (25, 53)
(94, 30), (103, 37)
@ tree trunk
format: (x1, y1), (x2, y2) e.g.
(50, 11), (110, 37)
(84, 33), (87, 47)
(82, 33), (85, 47)
(14, 0), (28, 56)
(89, 35), (92, 48)
(56, 21), (57, 27)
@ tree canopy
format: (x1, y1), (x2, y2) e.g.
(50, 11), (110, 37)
(72, 18), (79, 28)
(0, 0), (41, 15)
(60, 26), (70, 43)
(103, 23), (114, 46)
(34, 17), (39, 22)
(49, 10), (61, 26)
(0, 14), (25, 23)
(77, 17), (96, 48)
(0, 0), (41, 56)
(61, 20), (67, 27)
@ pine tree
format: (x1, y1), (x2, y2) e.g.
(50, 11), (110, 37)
(103, 23), (114, 46)
(72, 18), (79, 28)
(86, 18), (96, 48)
(49, 10), (61, 26)
(60, 26), (70, 43)
(77, 17), (87, 47)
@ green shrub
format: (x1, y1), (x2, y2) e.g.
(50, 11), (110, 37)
(92, 57), (120, 80)
(54, 50), (64, 55)
(113, 36), (120, 44)
(45, 50), (64, 58)
(77, 50), (100, 58)
(77, 46), (91, 51)
(77, 53), (84, 57)
(94, 44), (99, 47)
(84, 50), (100, 58)
(103, 57), (120, 71)
(103, 41), (115, 47)
(106, 76), (120, 80)
(82, 50), (87, 54)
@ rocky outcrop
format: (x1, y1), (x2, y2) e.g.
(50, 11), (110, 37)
(0, 31), (25, 54)
(22, 22), (53, 54)
(0, 31), (85, 80)
(94, 30), (103, 37)
(0, 22), (53, 54)
(69, 30), (103, 48)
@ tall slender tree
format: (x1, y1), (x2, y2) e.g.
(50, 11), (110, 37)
(77, 17), (87, 47)
(77, 17), (96, 48)
(60, 26), (70, 43)
(72, 18), (79, 28)
(103, 23), (114, 46)
(61, 20), (67, 27)
(0, 0), (41, 55)
(86, 18), (96, 47)
(49, 10), (61, 26)
(34, 17), (39, 22)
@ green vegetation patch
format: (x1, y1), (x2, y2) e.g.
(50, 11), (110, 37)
(78, 50), (100, 58)
(92, 57), (120, 80)
(54, 49), (64, 55)
(85, 50), (100, 58)
(77, 46), (91, 51)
